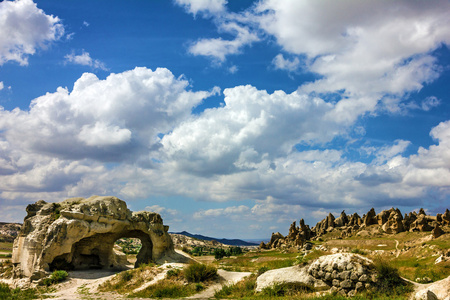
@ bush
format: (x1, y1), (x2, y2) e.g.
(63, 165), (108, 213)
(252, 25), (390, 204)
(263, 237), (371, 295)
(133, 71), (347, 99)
(214, 248), (226, 260)
(0, 282), (39, 300)
(184, 263), (217, 283)
(257, 266), (269, 275)
(166, 269), (181, 278)
(43, 270), (68, 286)
(374, 257), (412, 296)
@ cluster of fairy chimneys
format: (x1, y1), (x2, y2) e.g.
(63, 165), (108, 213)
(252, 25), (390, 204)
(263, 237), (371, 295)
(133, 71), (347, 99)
(261, 208), (450, 249)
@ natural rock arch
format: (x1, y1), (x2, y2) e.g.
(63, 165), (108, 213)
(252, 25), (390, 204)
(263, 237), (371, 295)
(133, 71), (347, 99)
(12, 196), (188, 279)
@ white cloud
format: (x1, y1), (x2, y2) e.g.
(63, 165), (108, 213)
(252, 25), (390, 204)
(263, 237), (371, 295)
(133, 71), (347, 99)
(145, 205), (178, 216)
(0, 82), (3, 90)
(193, 205), (250, 219)
(64, 50), (107, 70)
(421, 96), (441, 111)
(174, 0), (227, 17)
(0, 0), (64, 65)
(272, 54), (300, 72)
(188, 22), (259, 63)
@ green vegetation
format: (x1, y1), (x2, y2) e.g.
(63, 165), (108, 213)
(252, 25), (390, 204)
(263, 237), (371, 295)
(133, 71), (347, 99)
(0, 283), (39, 300)
(130, 280), (203, 298)
(184, 263), (217, 283)
(373, 257), (413, 297)
(214, 274), (257, 299)
(42, 270), (68, 286)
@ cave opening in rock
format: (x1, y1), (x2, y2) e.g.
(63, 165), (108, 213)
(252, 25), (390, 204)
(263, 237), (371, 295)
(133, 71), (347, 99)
(48, 230), (154, 271)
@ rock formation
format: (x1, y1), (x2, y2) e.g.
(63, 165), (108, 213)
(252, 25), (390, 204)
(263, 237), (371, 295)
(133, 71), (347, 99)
(263, 207), (449, 250)
(256, 253), (379, 297)
(12, 196), (187, 280)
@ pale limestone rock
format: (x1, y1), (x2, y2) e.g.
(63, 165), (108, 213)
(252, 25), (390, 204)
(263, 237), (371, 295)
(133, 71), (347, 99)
(255, 265), (327, 292)
(12, 196), (188, 280)
(414, 276), (450, 300)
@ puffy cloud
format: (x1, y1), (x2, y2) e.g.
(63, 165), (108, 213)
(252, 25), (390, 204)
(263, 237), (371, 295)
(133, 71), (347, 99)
(64, 50), (107, 70)
(0, 0), (64, 65)
(188, 22), (259, 62)
(174, 0), (227, 16)
(0, 82), (3, 90)
(162, 85), (340, 175)
(272, 54), (300, 72)
(254, 0), (450, 106)
(0, 67), (213, 162)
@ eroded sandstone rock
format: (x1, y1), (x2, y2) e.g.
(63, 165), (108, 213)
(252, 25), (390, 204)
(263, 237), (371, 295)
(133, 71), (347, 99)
(12, 196), (187, 280)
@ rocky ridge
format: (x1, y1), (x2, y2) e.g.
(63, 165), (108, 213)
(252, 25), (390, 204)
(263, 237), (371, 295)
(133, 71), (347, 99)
(262, 207), (449, 250)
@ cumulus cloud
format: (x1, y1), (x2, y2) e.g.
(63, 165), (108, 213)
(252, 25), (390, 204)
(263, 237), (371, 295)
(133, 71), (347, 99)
(64, 50), (107, 70)
(0, 0), (64, 65)
(174, 0), (227, 17)
(0, 82), (3, 91)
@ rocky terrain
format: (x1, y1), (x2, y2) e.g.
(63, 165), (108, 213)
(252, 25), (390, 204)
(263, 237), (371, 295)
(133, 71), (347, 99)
(11, 196), (188, 281)
(262, 207), (450, 250)
(1, 199), (449, 299)
(0, 222), (21, 243)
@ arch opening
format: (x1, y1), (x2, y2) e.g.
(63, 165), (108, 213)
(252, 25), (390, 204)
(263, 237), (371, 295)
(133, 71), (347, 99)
(48, 230), (154, 271)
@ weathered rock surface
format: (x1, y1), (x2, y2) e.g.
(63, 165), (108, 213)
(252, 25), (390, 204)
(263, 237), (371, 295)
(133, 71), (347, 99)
(256, 253), (379, 297)
(255, 265), (327, 292)
(413, 275), (450, 300)
(12, 196), (187, 280)
(308, 253), (376, 297)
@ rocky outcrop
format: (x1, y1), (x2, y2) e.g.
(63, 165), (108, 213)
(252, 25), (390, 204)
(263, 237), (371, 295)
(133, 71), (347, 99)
(255, 265), (328, 292)
(12, 196), (187, 280)
(263, 207), (448, 250)
(256, 253), (380, 297)
(308, 253), (377, 297)
(413, 275), (450, 300)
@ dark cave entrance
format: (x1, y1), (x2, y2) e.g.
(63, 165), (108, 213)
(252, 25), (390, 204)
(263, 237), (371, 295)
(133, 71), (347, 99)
(48, 230), (154, 271)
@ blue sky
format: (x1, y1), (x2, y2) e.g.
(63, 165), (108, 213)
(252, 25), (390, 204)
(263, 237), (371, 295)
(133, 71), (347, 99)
(0, 0), (450, 239)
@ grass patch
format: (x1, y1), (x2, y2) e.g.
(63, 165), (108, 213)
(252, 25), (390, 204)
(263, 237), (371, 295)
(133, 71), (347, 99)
(42, 270), (68, 286)
(214, 274), (256, 299)
(98, 265), (158, 294)
(261, 282), (313, 297)
(184, 263), (217, 283)
(129, 280), (203, 298)
(373, 257), (413, 297)
(0, 282), (40, 300)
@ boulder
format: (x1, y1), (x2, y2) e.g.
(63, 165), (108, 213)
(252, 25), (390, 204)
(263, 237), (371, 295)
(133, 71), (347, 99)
(413, 275), (450, 300)
(12, 196), (187, 280)
(255, 265), (327, 292)
(382, 208), (404, 234)
(431, 225), (444, 239)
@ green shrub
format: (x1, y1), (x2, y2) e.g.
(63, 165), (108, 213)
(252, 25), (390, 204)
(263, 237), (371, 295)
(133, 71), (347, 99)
(374, 257), (413, 296)
(0, 282), (39, 300)
(257, 266), (269, 275)
(51, 270), (68, 283)
(166, 268), (181, 278)
(120, 270), (133, 282)
(130, 280), (201, 298)
(184, 263), (217, 283)
(43, 270), (68, 286)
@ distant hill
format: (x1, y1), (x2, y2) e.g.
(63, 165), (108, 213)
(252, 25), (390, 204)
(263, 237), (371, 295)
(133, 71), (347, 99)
(171, 231), (259, 246)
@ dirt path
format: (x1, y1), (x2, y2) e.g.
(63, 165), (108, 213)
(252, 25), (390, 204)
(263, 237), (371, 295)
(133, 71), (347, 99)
(43, 267), (251, 300)
(187, 269), (252, 299)
(45, 270), (124, 300)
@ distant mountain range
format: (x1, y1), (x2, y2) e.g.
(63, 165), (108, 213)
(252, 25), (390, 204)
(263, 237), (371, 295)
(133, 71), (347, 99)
(171, 231), (259, 246)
